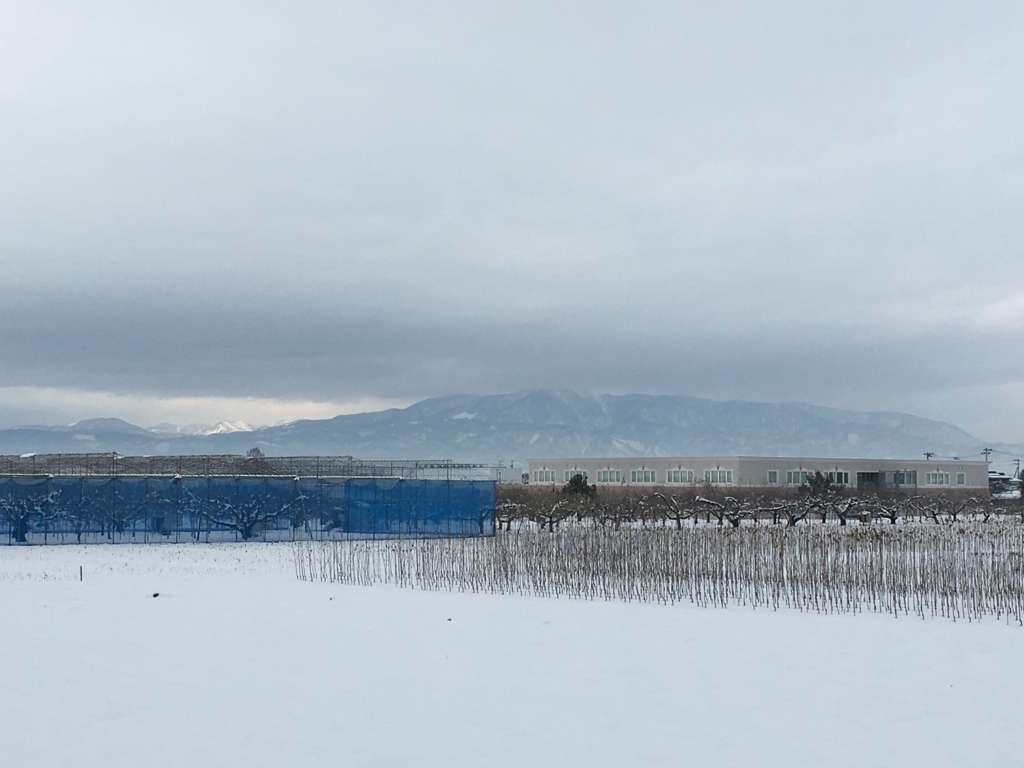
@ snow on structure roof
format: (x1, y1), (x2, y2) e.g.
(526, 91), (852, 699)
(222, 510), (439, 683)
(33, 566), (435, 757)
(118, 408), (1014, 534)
(0, 452), (495, 479)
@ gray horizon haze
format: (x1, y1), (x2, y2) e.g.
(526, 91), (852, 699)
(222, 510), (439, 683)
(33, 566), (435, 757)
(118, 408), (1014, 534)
(2, 2), (1022, 442)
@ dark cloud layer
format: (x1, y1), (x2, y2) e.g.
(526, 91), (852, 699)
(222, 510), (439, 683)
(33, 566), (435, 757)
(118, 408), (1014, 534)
(1, 2), (1023, 439)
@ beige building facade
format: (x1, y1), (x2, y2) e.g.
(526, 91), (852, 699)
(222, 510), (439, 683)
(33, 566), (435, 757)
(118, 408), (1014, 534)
(526, 456), (989, 490)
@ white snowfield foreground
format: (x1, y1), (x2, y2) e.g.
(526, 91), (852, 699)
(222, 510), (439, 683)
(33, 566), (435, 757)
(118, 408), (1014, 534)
(1, 543), (1022, 768)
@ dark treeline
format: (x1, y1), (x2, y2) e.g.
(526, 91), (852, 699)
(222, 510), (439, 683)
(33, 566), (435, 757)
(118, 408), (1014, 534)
(497, 475), (1019, 531)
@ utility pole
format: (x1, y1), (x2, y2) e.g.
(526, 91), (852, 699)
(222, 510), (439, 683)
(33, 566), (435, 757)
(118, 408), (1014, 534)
(924, 452), (934, 461)
(1014, 459), (1020, 480)
(982, 448), (993, 463)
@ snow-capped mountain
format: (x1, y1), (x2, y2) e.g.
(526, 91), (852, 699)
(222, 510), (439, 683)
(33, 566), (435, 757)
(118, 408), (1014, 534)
(149, 421), (255, 436)
(199, 421), (255, 436)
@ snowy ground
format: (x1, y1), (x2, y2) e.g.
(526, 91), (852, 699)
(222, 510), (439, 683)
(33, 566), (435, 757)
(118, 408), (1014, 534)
(1, 543), (1022, 768)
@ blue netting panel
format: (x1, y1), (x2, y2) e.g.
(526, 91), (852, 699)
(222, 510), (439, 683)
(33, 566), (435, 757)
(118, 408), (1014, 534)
(176, 477), (304, 540)
(0, 476), (495, 543)
(345, 479), (496, 536)
(296, 478), (348, 535)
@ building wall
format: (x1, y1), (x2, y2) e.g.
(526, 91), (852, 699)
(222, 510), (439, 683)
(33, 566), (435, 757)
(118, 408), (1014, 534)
(526, 456), (989, 490)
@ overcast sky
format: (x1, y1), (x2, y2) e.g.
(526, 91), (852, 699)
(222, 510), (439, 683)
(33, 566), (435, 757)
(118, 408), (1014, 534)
(1, 1), (1022, 440)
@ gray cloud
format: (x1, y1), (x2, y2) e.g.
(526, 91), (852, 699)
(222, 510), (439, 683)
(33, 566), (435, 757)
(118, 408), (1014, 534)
(1, 1), (1023, 440)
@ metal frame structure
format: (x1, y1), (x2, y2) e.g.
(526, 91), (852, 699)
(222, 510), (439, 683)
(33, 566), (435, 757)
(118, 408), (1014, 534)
(0, 453), (497, 481)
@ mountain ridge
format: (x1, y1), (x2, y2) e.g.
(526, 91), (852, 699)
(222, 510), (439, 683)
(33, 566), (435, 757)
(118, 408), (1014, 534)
(0, 390), (1010, 467)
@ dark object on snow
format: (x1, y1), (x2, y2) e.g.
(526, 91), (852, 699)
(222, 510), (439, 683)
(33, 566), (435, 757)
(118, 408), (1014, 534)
(152, 592), (159, 598)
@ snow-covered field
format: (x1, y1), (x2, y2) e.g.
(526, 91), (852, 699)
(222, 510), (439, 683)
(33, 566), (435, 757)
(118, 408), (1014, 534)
(1, 543), (1022, 767)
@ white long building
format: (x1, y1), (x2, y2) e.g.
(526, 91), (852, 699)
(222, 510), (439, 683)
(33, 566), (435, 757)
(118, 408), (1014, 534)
(526, 456), (989, 490)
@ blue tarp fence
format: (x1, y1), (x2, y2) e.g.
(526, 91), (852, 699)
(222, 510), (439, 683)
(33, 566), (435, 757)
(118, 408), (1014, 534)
(0, 477), (496, 544)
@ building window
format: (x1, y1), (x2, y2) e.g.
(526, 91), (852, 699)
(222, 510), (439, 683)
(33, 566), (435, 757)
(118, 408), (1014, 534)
(666, 469), (693, 484)
(564, 470), (588, 482)
(895, 471), (917, 485)
(926, 471), (949, 485)
(957, 472), (966, 485)
(786, 470), (808, 485)
(767, 470), (778, 484)
(825, 471), (850, 485)
(631, 469), (656, 483)
(705, 469), (733, 484)
(533, 470), (555, 483)
(596, 470), (621, 483)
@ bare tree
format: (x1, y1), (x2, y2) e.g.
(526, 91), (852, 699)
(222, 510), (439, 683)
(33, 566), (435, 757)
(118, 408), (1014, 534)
(832, 498), (860, 527)
(496, 484), (539, 530)
(651, 491), (699, 529)
(915, 494), (975, 525)
(942, 493), (978, 523)
(62, 492), (99, 543)
(871, 494), (917, 525)
(0, 488), (58, 543)
(530, 498), (575, 532)
(778, 497), (819, 527)
(185, 489), (306, 540)
(696, 495), (752, 528)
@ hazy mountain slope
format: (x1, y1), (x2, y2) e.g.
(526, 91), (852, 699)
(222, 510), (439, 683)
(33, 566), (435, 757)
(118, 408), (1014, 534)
(0, 390), (1005, 463)
(0, 418), (171, 455)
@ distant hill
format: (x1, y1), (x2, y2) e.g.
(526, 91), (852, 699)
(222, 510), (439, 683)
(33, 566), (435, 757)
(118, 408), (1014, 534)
(0, 390), (1011, 467)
